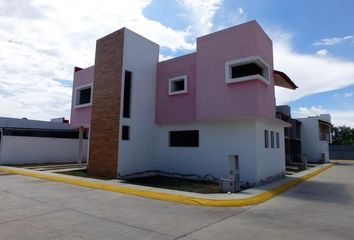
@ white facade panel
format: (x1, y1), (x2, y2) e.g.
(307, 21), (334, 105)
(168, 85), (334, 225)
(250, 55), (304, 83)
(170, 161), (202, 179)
(117, 29), (160, 177)
(155, 119), (285, 185)
(298, 117), (330, 163)
(255, 120), (286, 181)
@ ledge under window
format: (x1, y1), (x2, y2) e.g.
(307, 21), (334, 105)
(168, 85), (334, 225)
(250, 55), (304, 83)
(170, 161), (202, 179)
(225, 56), (270, 85)
(168, 75), (188, 95)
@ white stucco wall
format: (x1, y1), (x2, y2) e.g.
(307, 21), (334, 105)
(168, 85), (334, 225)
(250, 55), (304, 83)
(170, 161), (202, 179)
(154, 119), (285, 185)
(117, 29), (160, 176)
(0, 136), (88, 165)
(156, 120), (257, 184)
(298, 117), (330, 162)
(255, 120), (286, 181)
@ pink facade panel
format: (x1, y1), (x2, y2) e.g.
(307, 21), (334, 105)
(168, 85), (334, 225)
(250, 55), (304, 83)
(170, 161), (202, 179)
(156, 53), (196, 124)
(70, 66), (94, 126)
(195, 20), (276, 121)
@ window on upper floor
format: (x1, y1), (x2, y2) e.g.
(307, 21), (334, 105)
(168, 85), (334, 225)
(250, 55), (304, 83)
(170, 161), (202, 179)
(225, 55), (270, 85)
(75, 84), (92, 108)
(168, 75), (188, 95)
(123, 71), (132, 118)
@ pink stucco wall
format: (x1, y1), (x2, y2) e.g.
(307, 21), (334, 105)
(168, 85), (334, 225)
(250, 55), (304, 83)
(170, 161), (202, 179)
(70, 66), (94, 127)
(196, 20), (275, 121)
(156, 20), (276, 124)
(156, 53), (196, 124)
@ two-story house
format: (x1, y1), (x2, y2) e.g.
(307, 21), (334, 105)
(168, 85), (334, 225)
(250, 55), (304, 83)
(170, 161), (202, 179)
(71, 20), (297, 186)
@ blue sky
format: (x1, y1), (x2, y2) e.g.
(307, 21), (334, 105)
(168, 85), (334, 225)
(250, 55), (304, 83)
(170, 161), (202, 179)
(0, 0), (353, 126)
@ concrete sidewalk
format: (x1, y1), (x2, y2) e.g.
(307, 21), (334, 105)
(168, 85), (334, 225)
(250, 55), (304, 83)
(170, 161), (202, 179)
(0, 163), (333, 206)
(0, 162), (353, 239)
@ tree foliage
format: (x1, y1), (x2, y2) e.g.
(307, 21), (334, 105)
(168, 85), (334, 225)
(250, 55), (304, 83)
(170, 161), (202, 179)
(332, 125), (354, 145)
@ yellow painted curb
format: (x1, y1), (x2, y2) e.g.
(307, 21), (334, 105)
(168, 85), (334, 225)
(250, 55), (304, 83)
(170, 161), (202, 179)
(331, 160), (354, 164)
(0, 163), (334, 207)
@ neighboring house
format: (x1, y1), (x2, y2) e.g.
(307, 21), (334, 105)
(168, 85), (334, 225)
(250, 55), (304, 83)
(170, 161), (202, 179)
(71, 20), (298, 186)
(0, 117), (88, 165)
(276, 105), (302, 164)
(296, 114), (332, 163)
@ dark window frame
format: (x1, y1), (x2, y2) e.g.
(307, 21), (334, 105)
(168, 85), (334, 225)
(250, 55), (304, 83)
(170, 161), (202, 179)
(122, 125), (130, 140)
(276, 132), (280, 148)
(231, 62), (263, 79)
(123, 71), (132, 118)
(169, 130), (199, 147)
(271, 131), (275, 148)
(264, 130), (269, 148)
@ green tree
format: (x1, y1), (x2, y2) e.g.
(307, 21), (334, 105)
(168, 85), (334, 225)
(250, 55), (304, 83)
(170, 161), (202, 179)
(332, 125), (354, 145)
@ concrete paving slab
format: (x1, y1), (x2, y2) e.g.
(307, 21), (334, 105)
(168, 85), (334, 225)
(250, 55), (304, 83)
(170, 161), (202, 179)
(187, 164), (354, 240)
(0, 209), (173, 240)
(0, 163), (353, 239)
(57, 190), (245, 237)
(0, 190), (61, 224)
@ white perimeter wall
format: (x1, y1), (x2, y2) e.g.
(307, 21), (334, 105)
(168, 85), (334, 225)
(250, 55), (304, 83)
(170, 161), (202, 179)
(0, 136), (88, 165)
(117, 29), (160, 176)
(298, 118), (329, 162)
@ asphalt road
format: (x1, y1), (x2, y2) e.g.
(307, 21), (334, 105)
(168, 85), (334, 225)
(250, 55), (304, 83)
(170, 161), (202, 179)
(0, 163), (353, 240)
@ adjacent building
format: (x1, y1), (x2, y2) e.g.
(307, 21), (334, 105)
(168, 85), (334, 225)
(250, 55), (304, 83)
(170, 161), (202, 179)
(71, 20), (301, 186)
(0, 117), (88, 165)
(296, 114), (332, 163)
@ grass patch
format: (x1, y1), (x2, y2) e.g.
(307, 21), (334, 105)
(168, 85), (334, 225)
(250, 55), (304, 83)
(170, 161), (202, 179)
(59, 169), (112, 180)
(125, 176), (220, 194)
(58, 170), (220, 193)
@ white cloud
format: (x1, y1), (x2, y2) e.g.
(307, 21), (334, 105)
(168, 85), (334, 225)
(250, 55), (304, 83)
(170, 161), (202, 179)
(316, 49), (329, 56)
(344, 92), (353, 97)
(313, 35), (353, 46)
(271, 31), (354, 105)
(238, 8), (244, 15)
(293, 106), (354, 127)
(178, 0), (223, 36)
(0, 0), (195, 120)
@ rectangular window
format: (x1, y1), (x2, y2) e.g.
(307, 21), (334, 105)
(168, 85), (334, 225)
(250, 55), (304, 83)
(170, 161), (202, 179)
(271, 131), (275, 148)
(168, 75), (188, 95)
(225, 56), (270, 85)
(169, 130), (198, 147)
(276, 132), (280, 148)
(75, 84), (92, 107)
(264, 130), (269, 148)
(122, 125), (129, 140)
(231, 63), (262, 79)
(123, 71), (132, 118)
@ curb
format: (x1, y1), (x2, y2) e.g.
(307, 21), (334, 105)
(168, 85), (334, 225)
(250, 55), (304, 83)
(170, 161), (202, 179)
(0, 163), (334, 207)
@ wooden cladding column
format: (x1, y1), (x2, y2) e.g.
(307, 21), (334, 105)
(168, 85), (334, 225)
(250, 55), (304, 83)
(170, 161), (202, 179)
(88, 29), (125, 178)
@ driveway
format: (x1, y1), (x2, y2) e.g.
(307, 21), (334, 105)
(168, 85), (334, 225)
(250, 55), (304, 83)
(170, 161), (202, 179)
(0, 162), (353, 240)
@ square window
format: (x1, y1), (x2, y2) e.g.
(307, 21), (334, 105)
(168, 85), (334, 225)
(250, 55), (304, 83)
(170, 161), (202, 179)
(168, 75), (188, 95)
(225, 56), (270, 85)
(75, 84), (92, 107)
(122, 125), (129, 140)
